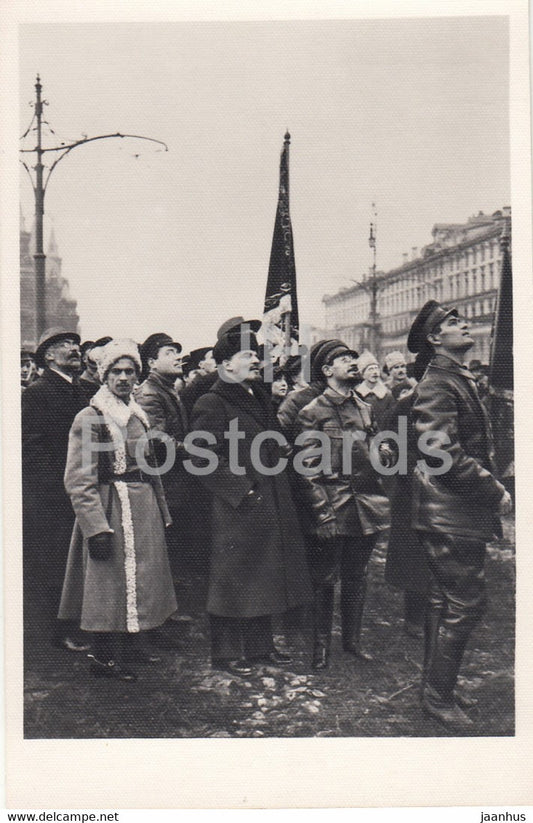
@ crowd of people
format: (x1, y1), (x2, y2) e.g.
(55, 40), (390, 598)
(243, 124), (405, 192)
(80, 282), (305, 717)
(21, 301), (512, 732)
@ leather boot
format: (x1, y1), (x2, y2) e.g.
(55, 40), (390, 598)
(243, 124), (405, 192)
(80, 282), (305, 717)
(421, 626), (474, 730)
(420, 604), (442, 696)
(341, 577), (373, 661)
(312, 586), (334, 670)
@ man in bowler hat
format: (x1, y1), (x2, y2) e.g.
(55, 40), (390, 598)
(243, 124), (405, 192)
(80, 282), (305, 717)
(408, 300), (512, 729)
(22, 327), (89, 651)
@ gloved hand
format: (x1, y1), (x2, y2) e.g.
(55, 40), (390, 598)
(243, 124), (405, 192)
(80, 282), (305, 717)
(88, 531), (113, 561)
(315, 520), (337, 542)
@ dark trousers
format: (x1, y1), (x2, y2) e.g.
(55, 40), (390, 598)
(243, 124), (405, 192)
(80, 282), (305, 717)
(419, 532), (487, 702)
(307, 533), (377, 652)
(209, 614), (273, 661)
(23, 501), (78, 644)
(307, 533), (377, 590)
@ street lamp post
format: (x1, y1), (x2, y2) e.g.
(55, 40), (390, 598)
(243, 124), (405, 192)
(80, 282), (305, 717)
(20, 75), (168, 340)
(351, 205), (382, 359)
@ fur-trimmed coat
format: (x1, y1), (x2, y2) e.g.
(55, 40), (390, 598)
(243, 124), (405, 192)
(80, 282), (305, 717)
(58, 386), (177, 632)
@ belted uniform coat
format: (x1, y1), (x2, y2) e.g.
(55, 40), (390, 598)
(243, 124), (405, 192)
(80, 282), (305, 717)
(190, 378), (312, 618)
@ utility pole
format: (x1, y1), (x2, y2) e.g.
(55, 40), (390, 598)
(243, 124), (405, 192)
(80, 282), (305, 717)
(20, 76), (168, 340)
(351, 203), (382, 358)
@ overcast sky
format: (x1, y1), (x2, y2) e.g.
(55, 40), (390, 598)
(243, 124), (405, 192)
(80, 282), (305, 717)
(19, 16), (509, 349)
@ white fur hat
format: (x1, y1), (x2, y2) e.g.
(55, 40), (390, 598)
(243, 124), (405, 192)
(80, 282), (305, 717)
(384, 350), (406, 371)
(356, 349), (379, 376)
(97, 338), (142, 381)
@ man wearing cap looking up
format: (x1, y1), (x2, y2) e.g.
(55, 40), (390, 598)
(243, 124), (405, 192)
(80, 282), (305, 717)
(21, 349), (37, 390)
(22, 327), (89, 652)
(190, 319), (312, 676)
(135, 334), (190, 598)
(180, 347), (218, 417)
(78, 336), (113, 399)
(294, 341), (390, 669)
(408, 300), (512, 730)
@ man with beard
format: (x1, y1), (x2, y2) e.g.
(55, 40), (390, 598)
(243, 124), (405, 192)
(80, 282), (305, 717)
(294, 341), (390, 669)
(22, 328), (89, 651)
(408, 300), (512, 729)
(190, 321), (312, 676)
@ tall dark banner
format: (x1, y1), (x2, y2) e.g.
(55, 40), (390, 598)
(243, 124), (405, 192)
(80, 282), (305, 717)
(263, 131), (299, 355)
(489, 219), (514, 481)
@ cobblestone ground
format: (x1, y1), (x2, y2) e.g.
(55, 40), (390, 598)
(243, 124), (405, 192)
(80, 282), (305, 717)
(23, 517), (515, 739)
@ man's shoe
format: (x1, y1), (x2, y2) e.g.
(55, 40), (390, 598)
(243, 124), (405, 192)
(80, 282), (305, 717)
(212, 658), (253, 677)
(252, 649), (293, 665)
(53, 636), (91, 653)
(342, 642), (373, 662)
(88, 655), (138, 682)
(421, 687), (474, 730)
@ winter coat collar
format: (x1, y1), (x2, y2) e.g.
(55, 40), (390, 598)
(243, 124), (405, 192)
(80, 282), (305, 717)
(428, 354), (477, 382)
(322, 385), (371, 411)
(356, 379), (389, 399)
(90, 384), (150, 430)
(211, 377), (272, 428)
(145, 371), (179, 397)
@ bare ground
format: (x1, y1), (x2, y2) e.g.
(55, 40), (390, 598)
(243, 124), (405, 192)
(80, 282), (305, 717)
(24, 517), (515, 739)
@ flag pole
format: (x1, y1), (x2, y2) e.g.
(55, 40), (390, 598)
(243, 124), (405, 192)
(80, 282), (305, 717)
(280, 130), (292, 358)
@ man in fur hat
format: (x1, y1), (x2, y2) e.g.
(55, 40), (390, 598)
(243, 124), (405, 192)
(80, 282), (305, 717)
(408, 300), (512, 730)
(355, 350), (395, 429)
(190, 320), (312, 676)
(22, 328), (89, 652)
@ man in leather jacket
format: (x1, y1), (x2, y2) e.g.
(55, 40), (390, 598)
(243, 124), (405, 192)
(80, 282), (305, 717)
(408, 300), (512, 730)
(294, 340), (390, 669)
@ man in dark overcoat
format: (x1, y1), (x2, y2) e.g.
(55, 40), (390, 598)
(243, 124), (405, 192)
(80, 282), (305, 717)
(22, 327), (89, 651)
(190, 322), (312, 676)
(408, 300), (512, 730)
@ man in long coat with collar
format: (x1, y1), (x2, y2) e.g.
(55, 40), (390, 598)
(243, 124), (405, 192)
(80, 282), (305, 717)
(408, 300), (512, 730)
(190, 322), (312, 676)
(22, 327), (89, 651)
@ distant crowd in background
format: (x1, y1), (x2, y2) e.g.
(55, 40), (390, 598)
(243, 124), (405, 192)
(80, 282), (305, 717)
(21, 302), (512, 733)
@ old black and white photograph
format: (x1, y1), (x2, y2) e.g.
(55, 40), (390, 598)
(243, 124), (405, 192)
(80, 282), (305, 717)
(2, 0), (532, 812)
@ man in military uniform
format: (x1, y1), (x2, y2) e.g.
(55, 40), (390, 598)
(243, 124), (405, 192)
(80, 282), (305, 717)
(408, 300), (512, 730)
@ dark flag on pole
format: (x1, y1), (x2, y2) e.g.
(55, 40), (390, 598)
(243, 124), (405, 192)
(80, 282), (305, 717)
(488, 215), (514, 481)
(263, 131), (299, 357)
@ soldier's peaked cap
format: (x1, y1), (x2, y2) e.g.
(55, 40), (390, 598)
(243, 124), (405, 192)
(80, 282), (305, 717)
(216, 316), (262, 340)
(311, 339), (359, 380)
(140, 333), (182, 365)
(407, 300), (459, 354)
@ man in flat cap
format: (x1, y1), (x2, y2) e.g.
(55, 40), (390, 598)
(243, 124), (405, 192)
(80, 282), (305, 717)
(78, 336), (113, 399)
(408, 300), (512, 730)
(180, 347), (218, 417)
(22, 327), (89, 652)
(294, 340), (390, 669)
(135, 333), (191, 600)
(190, 320), (312, 676)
